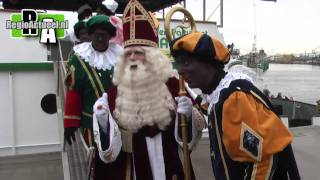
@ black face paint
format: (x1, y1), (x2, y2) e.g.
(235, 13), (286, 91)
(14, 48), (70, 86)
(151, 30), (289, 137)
(91, 29), (111, 52)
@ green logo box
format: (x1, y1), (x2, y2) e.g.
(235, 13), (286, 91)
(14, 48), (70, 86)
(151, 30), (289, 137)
(11, 13), (65, 38)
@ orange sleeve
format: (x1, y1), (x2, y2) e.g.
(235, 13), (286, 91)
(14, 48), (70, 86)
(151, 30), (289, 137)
(64, 90), (82, 128)
(221, 91), (292, 163)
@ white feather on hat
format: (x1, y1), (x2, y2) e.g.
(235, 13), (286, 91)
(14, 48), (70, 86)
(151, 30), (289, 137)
(102, 0), (119, 13)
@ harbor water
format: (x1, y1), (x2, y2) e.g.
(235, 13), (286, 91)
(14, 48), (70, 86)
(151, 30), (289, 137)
(255, 64), (320, 105)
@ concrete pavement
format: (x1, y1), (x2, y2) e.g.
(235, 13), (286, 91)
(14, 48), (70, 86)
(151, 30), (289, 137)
(191, 126), (320, 180)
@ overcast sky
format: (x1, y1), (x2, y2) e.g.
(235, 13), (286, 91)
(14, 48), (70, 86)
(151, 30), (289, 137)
(205, 0), (320, 55)
(58, 0), (320, 55)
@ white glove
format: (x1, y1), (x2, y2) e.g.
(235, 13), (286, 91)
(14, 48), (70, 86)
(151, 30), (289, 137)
(175, 96), (193, 118)
(93, 93), (110, 133)
(94, 93), (109, 115)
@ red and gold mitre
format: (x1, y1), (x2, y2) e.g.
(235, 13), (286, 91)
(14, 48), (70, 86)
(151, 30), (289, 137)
(122, 0), (158, 47)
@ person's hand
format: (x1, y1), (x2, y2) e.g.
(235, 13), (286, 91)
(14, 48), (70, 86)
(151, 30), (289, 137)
(93, 93), (109, 116)
(175, 96), (193, 118)
(94, 93), (110, 133)
(192, 108), (207, 131)
(64, 127), (77, 145)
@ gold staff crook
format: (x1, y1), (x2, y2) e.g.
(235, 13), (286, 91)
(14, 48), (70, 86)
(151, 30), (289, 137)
(164, 6), (197, 180)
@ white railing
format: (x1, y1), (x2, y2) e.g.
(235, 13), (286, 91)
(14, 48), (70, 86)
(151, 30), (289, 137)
(56, 40), (95, 180)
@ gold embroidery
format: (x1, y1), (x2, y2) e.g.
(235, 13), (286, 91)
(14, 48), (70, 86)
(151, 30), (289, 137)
(91, 67), (105, 93)
(124, 39), (158, 48)
(213, 105), (230, 180)
(134, 1), (157, 35)
(251, 163), (258, 179)
(240, 122), (263, 162)
(82, 111), (93, 118)
(65, 65), (76, 90)
(130, 1), (135, 39)
(250, 90), (270, 109)
(76, 54), (100, 98)
(70, 65), (76, 90)
(123, 15), (148, 23)
(244, 165), (249, 179)
(265, 155), (274, 180)
(123, 0), (158, 44)
(64, 115), (81, 120)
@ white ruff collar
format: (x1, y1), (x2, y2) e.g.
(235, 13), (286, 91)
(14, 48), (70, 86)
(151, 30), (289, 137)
(204, 72), (253, 113)
(73, 42), (123, 70)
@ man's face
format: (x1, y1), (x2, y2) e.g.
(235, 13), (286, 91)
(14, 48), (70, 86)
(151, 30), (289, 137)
(124, 47), (146, 69)
(78, 29), (91, 43)
(114, 47), (173, 132)
(91, 28), (111, 52)
(176, 56), (217, 91)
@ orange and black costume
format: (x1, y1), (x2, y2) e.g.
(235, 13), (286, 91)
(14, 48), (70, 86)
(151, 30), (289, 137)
(207, 78), (300, 179)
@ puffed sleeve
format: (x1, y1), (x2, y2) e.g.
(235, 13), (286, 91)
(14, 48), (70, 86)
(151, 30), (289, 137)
(222, 91), (292, 162)
(64, 54), (84, 91)
(63, 54), (84, 128)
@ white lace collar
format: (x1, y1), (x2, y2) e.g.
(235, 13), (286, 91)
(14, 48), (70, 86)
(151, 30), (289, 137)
(73, 42), (123, 71)
(204, 72), (254, 113)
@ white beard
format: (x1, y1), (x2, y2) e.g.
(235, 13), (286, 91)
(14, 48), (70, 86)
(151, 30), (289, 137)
(113, 60), (176, 132)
